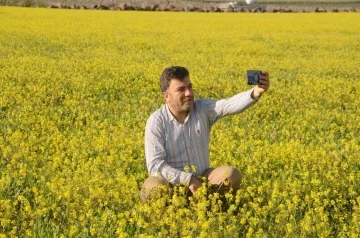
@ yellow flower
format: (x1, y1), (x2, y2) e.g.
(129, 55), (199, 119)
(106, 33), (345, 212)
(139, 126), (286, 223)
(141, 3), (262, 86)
(1, 7), (359, 237)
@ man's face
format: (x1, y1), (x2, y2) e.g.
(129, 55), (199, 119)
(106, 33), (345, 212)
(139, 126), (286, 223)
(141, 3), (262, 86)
(163, 76), (194, 116)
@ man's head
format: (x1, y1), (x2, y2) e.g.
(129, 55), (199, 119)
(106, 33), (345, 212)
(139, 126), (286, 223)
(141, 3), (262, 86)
(160, 66), (189, 93)
(160, 66), (194, 121)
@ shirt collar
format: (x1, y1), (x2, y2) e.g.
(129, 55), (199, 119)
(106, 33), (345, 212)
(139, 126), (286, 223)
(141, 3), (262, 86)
(165, 103), (194, 123)
(165, 104), (176, 122)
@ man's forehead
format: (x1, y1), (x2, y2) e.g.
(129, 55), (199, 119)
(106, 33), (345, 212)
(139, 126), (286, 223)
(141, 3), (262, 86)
(169, 77), (191, 87)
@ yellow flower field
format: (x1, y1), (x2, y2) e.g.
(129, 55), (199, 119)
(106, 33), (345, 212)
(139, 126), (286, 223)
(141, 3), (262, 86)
(0, 7), (359, 237)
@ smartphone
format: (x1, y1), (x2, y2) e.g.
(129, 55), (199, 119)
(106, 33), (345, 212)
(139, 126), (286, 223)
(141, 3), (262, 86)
(247, 70), (262, 85)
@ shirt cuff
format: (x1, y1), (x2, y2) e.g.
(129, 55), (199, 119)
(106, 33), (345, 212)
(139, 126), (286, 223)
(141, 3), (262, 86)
(179, 172), (193, 186)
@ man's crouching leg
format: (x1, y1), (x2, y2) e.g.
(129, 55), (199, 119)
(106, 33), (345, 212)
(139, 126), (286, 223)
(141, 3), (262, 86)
(202, 166), (242, 194)
(139, 176), (170, 203)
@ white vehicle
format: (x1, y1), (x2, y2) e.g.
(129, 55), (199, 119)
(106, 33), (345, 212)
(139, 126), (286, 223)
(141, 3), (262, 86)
(246, 0), (256, 4)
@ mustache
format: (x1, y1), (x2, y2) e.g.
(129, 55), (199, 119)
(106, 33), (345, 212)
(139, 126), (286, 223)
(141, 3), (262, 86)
(183, 97), (194, 102)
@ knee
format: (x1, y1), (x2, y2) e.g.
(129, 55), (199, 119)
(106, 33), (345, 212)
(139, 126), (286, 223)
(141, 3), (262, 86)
(140, 176), (170, 203)
(144, 176), (169, 189)
(227, 167), (242, 190)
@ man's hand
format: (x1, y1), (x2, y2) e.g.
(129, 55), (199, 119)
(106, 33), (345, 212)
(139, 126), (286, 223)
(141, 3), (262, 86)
(189, 176), (202, 194)
(251, 71), (270, 99)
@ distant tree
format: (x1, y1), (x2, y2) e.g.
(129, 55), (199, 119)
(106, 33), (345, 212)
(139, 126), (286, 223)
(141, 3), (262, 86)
(23, 0), (35, 7)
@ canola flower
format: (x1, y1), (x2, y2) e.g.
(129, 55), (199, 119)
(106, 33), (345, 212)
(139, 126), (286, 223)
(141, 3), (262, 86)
(0, 7), (359, 237)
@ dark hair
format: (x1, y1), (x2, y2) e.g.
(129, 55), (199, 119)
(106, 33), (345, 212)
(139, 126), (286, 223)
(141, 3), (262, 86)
(160, 66), (189, 92)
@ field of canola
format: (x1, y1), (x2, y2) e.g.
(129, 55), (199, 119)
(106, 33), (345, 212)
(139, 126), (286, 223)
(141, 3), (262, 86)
(0, 7), (360, 237)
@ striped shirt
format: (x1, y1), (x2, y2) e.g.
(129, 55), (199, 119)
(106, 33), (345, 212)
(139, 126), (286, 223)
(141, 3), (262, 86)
(145, 88), (258, 186)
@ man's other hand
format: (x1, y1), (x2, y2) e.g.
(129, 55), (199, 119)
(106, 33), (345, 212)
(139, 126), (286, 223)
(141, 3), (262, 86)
(189, 176), (202, 194)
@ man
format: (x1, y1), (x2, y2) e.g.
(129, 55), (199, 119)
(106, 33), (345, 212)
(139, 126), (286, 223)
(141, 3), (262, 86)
(140, 66), (270, 202)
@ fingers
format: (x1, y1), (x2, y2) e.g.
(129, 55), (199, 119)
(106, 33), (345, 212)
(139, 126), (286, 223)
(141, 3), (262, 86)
(189, 185), (200, 195)
(252, 71), (270, 98)
(258, 79), (270, 86)
(259, 72), (269, 81)
(189, 176), (202, 194)
(260, 71), (269, 76)
(259, 71), (270, 87)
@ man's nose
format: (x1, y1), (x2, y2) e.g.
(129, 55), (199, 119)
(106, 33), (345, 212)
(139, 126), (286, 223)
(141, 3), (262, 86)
(185, 88), (194, 97)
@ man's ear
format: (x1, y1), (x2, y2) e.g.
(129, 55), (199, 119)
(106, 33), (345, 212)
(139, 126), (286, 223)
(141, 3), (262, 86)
(162, 91), (169, 102)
